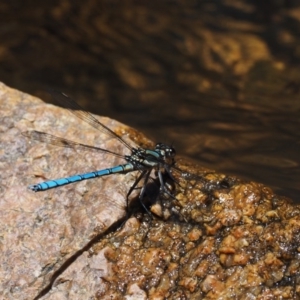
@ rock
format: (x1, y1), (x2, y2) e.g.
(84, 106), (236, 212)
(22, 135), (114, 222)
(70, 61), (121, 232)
(82, 167), (300, 299)
(1, 82), (300, 299)
(0, 82), (139, 299)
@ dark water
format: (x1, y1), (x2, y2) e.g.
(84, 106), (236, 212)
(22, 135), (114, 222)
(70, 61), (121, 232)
(0, 0), (299, 201)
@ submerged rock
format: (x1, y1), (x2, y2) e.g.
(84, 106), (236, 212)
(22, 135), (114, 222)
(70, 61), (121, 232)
(0, 83), (299, 299)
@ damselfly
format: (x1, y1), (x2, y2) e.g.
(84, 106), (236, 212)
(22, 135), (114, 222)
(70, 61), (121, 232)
(23, 92), (177, 215)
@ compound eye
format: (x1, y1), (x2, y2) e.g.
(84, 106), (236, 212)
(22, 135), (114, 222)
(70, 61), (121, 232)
(155, 143), (176, 157)
(165, 146), (176, 157)
(169, 147), (176, 157)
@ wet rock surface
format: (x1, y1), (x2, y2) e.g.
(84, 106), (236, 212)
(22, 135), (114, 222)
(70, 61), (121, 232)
(1, 84), (300, 299)
(80, 165), (300, 299)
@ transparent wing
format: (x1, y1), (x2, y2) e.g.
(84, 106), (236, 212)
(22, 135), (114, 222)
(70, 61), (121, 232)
(49, 90), (132, 151)
(22, 131), (125, 158)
